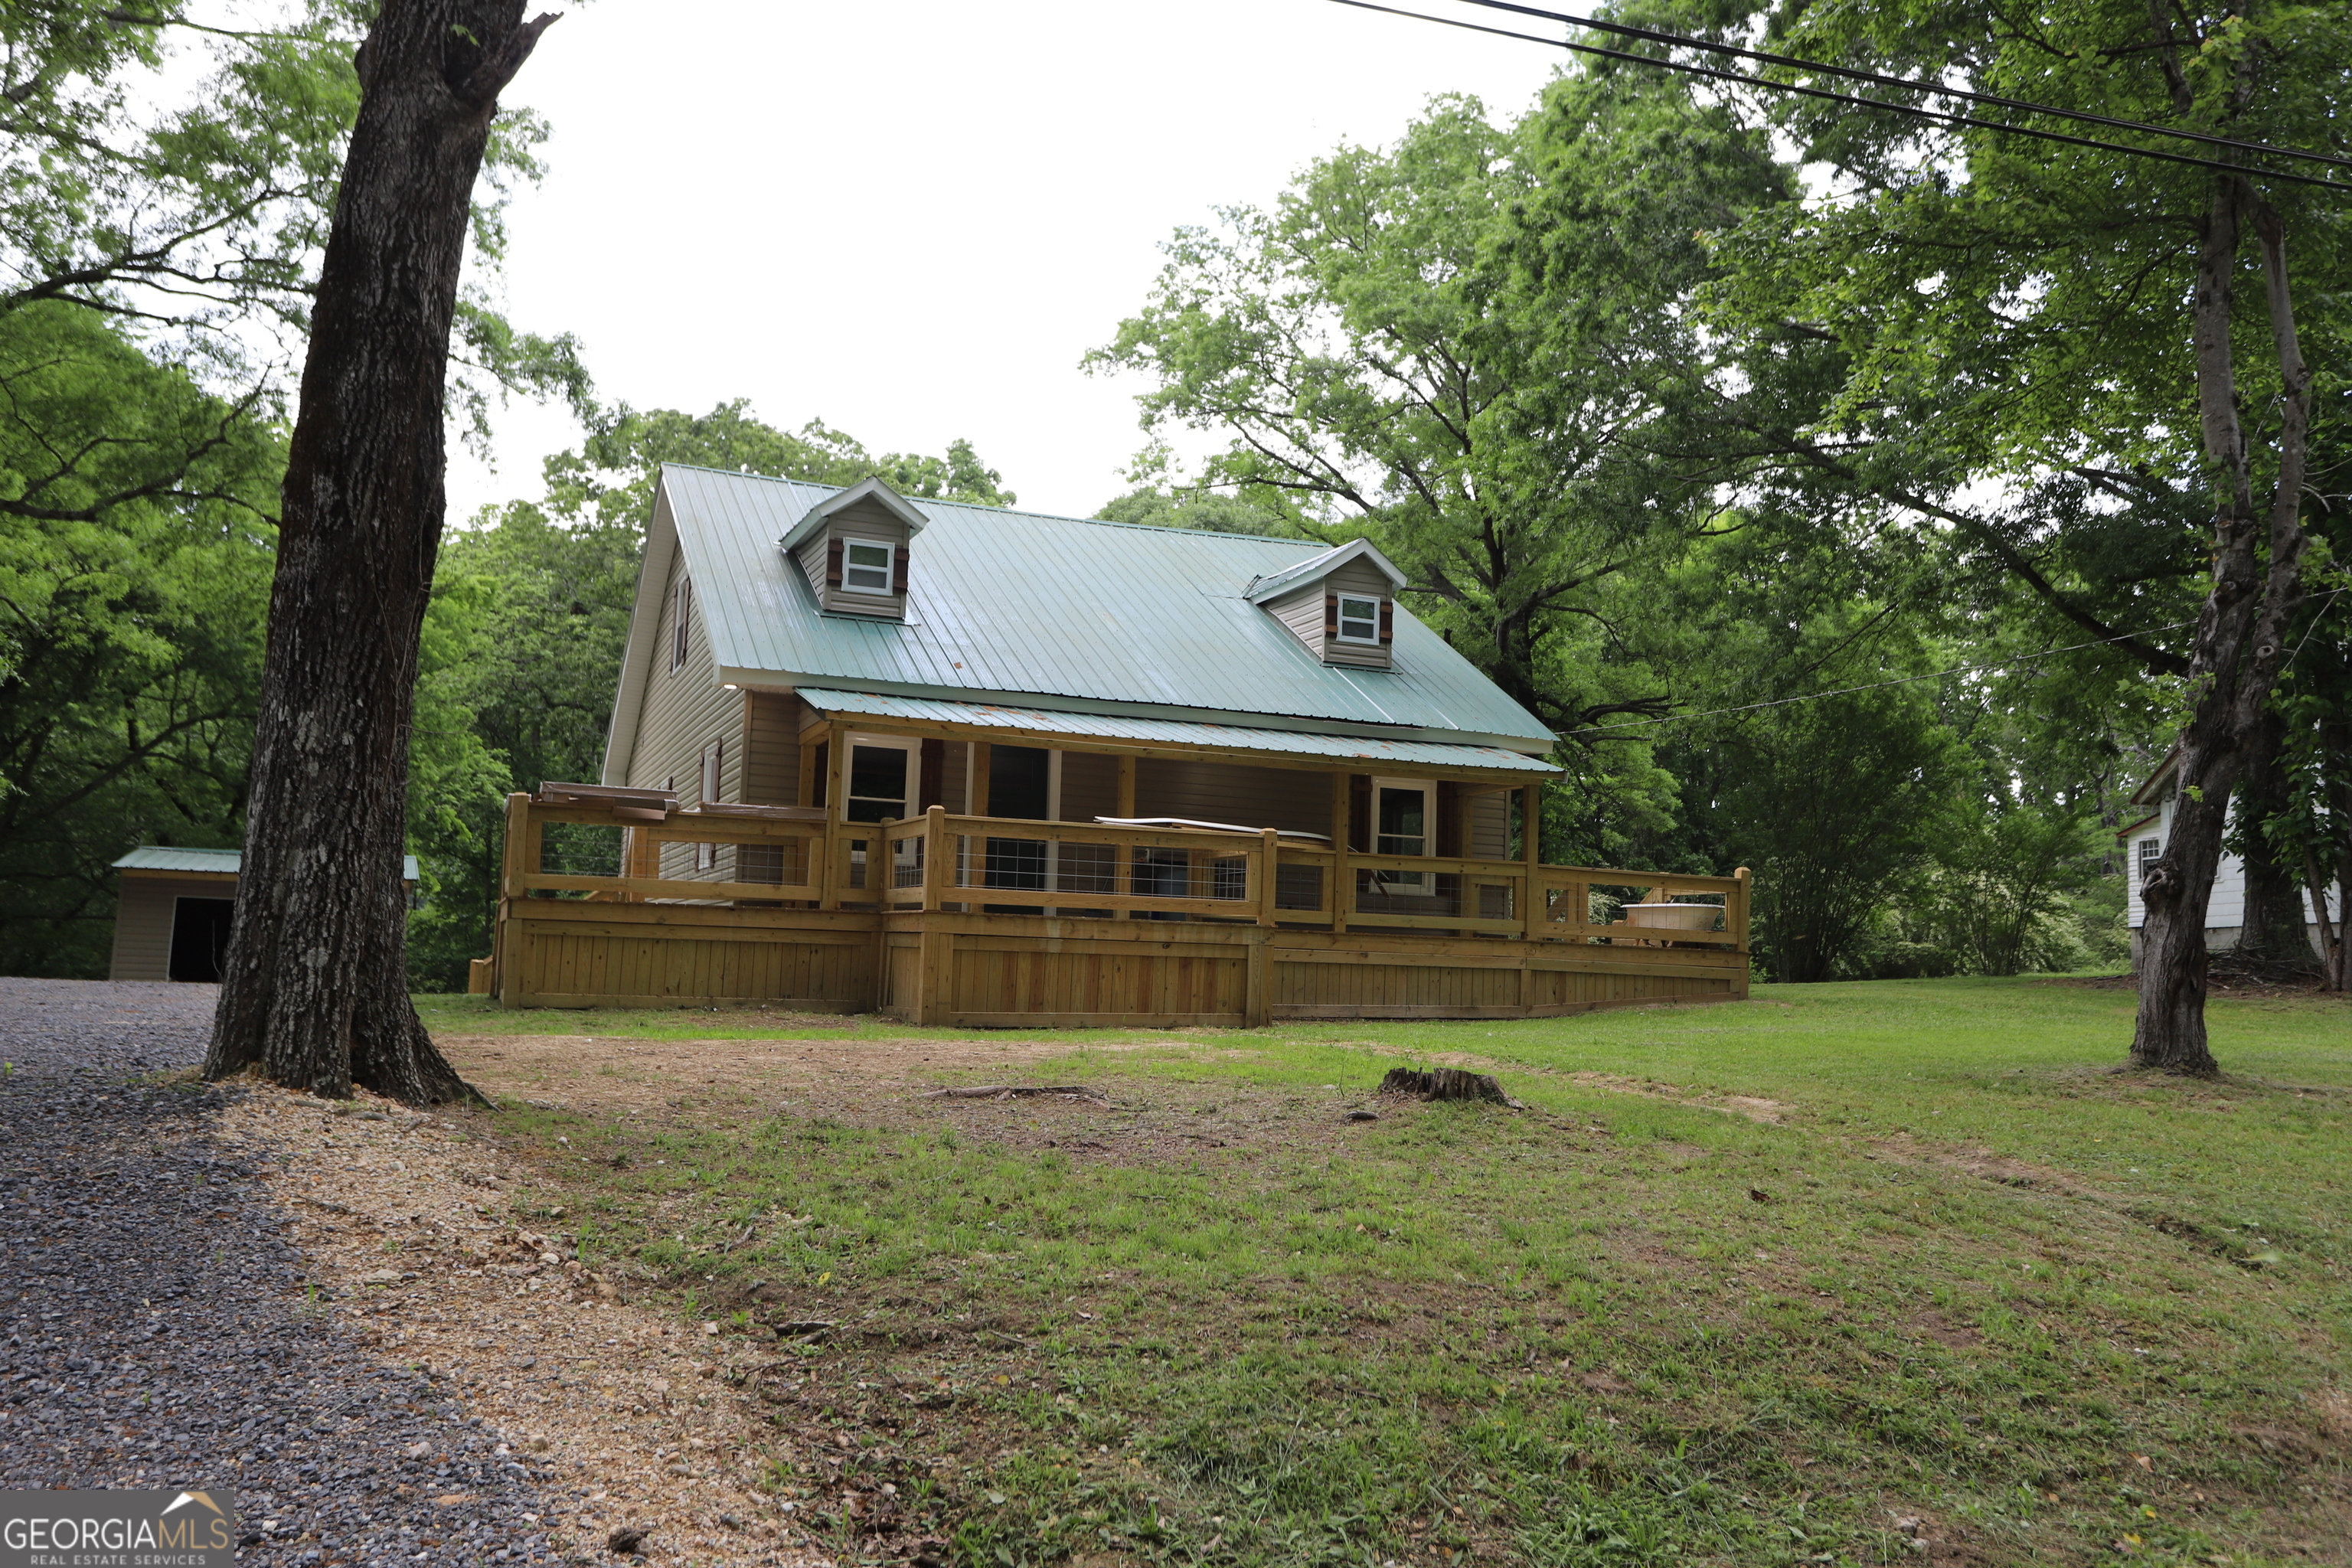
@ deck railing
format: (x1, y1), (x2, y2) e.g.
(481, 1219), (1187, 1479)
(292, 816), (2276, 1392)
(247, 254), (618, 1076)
(498, 795), (1749, 948)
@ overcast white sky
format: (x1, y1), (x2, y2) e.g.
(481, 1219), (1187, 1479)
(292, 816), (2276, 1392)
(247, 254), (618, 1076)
(443, 0), (1563, 523)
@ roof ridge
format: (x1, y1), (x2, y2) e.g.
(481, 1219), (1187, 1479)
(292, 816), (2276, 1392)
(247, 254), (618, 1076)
(659, 462), (1321, 547)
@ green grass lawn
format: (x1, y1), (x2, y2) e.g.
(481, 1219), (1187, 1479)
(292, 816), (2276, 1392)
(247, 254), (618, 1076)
(443, 979), (2351, 1567)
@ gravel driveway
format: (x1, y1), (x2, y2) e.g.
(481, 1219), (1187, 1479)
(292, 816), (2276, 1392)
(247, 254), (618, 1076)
(0, 978), (566, 1565)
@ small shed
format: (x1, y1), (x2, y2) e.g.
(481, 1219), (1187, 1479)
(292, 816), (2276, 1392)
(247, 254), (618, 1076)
(109, 847), (420, 983)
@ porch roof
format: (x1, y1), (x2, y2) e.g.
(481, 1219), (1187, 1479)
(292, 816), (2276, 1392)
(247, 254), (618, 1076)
(795, 688), (1560, 776)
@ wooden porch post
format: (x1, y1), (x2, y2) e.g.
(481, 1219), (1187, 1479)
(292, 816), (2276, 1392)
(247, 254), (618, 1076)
(1521, 782), (1544, 942)
(1114, 753), (1138, 921)
(922, 805), (947, 912)
(1732, 865), (1753, 998)
(819, 731), (848, 910)
(493, 791), (531, 1006)
(1329, 770), (1351, 936)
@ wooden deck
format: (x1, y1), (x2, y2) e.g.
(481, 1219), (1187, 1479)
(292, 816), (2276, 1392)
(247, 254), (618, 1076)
(485, 795), (1749, 1024)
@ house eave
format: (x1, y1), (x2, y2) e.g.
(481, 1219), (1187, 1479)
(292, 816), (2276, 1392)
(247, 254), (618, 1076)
(716, 667), (1557, 756)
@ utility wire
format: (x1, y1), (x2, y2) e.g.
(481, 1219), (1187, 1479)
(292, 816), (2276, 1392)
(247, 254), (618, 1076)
(1327, 0), (2352, 194)
(1448, 0), (2352, 172)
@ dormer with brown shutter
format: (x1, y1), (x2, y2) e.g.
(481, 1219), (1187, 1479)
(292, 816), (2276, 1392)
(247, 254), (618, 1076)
(1244, 538), (1410, 670)
(779, 476), (929, 619)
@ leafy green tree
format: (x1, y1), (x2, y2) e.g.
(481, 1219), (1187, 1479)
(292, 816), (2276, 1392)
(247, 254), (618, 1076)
(403, 500), (642, 989)
(1089, 86), (1793, 740)
(1925, 806), (2105, 977)
(0, 304), (281, 975)
(1705, 0), (2350, 1067)
(544, 400), (1014, 533)
(1717, 686), (1970, 983)
(1093, 485), (1288, 535)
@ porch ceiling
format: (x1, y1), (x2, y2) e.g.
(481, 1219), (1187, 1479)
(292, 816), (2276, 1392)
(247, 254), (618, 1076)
(792, 688), (1560, 778)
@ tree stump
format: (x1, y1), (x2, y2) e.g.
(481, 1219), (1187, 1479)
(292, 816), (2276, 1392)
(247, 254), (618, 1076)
(1379, 1067), (1525, 1109)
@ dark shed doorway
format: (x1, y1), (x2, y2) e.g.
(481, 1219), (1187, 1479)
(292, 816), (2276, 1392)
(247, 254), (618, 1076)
(168, 897), (236, 982)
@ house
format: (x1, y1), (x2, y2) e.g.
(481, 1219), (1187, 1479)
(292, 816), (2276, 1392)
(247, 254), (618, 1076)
(110, 847), (419, 983)
(2119, 752), (2339, 963)
(482, 468), (1752, 1024)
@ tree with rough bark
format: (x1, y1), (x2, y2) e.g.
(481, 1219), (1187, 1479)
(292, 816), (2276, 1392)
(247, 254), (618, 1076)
(203, 0), (558, 1103)
(1704, 0), (2347, 1073)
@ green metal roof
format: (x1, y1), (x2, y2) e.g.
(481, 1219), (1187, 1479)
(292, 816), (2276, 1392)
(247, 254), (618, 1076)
(657, 465), (1556, 752)
(798, 690), (1558, 774)
(114, 846), (421, 880)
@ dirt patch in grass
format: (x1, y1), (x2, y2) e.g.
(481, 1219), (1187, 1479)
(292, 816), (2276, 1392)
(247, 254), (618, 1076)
(1566, 1070), (1793, 1123)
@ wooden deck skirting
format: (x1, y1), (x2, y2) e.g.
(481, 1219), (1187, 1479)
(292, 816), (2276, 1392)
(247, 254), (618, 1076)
(488, 795), (1750, 1024)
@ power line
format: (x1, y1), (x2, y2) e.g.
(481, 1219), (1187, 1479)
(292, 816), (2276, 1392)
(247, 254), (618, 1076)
(1327, 0), (2352, 195)
(1449, 0), (2352, 173)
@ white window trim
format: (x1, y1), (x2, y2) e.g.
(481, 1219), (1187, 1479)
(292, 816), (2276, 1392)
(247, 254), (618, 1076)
(2137, 836), (2161, 881)
(838, 535), (896, 596)
(844, 732), (920, 819)
(1370, 775), (1436, 890)
(670, 576), (693, 671)
(695, 740), (723, 871)
(1334, 593), (1383, 645)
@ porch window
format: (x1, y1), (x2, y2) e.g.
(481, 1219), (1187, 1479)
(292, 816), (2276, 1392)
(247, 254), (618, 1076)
(846, 740), (913, 822)
(1373, 777), (1433, 893)
(1336, 594), (1382, 643)
(841, 537), (893, 594)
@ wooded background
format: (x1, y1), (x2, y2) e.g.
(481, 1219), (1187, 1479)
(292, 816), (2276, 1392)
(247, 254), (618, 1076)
(2, 0), (2343, 995)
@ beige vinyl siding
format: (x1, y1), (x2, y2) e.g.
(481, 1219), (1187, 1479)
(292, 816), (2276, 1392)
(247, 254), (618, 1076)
(1320, 560), (1395, 669)
(1468, 791), (1509, 859)
(1263, 560), (1394, 669)
(629, 546), (749, 880)
(1266, 583), (1328, 661)
(1136, 758), (1336, 838)
(742, 691), (805, 805)
(795, 497), (911, 618)
(1058, 751), (1119, 822)
(109, 874), (237, 981)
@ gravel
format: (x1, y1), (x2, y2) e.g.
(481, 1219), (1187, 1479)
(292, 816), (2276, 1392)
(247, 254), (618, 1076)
(0, 979), (564, 1565)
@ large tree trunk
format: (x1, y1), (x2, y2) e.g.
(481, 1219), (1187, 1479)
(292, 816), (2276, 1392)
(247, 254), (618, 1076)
(204, 2), (555, 1102)
(2132, 181), (2313, 1075)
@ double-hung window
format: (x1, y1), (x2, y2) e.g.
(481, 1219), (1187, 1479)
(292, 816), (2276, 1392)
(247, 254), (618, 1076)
(840, 537), (894, 594)
(1370, 776), (1434, 893)
(1335, 594), (1382, 643)
(2137, 837), (2161, 883)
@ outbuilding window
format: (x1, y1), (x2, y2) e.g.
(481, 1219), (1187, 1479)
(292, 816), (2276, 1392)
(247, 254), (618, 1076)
(670, 576), (693, 671)
(2138, 837), (2161, 882)
(840, 537), (893, 594)
(1335, 594), (1382, 643)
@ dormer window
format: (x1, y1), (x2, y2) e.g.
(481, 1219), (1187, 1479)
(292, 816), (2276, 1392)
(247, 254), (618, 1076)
(1244, 537), (1409, 670)
(841, 537), (894, 593)
(780, 476), (930, 619)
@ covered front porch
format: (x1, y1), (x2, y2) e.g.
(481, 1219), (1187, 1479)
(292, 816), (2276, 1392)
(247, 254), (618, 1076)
(484, 700), (1749, 1022)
